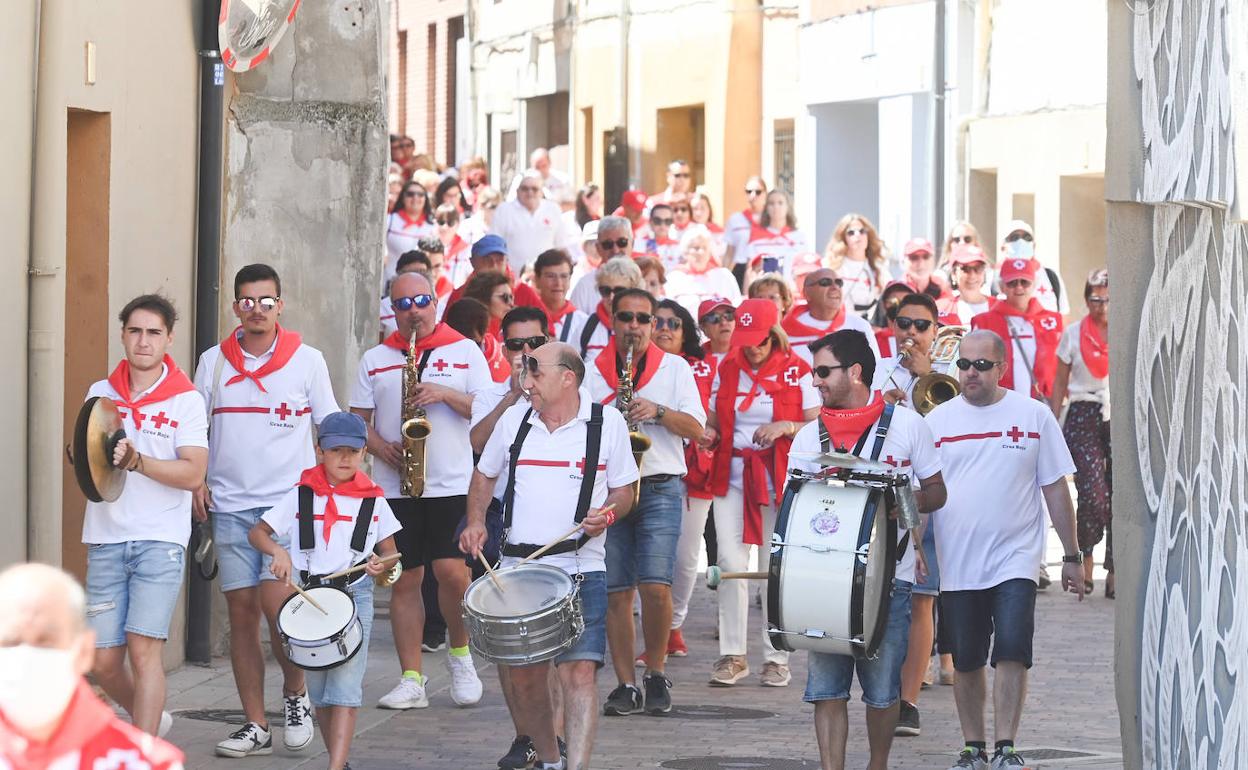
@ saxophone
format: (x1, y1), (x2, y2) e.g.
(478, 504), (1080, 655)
(618, 342), (652, 504)
(399, 334), (432, 497)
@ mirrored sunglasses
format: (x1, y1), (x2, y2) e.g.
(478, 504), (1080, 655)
(393, 294), (435, 311)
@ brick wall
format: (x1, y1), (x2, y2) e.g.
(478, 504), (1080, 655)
(389, 0), (466, 165)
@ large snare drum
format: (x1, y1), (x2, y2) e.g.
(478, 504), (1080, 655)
(462, 563), (584, 666)
(767, 473), (897, 658)
(277, 585), (363, 670)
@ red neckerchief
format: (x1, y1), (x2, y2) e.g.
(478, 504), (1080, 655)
(683, 347), (716, 499)
(219, 325), (302, 393)
(594, 301), (614, 329)
(730, 347), (793, 411)
(705, 221), (724, 234)
(819, 394), (885, 453)
(397, 209), (426, 228)
(381, 323), (466, 353)
(1080, 316), (1109, 379)
(973, 298), (1063, 397)
(781, 303), (846, 339)
(740, 208), (761, 227)
(298, 466), (384, 546)
(681, 257), (719, 276)
(595, 340), (664, 402)
(748, 224), (793, 243)
(106, 355), (196, 429)
(483, 334), (510, 383)
(544, 300), (577, 331)
(434, 275), (453, 298)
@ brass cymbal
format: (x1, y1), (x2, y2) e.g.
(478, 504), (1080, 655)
(789, 450), (890, 473)
(72, 397), (128, 503)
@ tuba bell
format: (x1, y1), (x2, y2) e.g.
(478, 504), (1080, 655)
(909, 325), (968, 415)
(399, 334), (432, 497)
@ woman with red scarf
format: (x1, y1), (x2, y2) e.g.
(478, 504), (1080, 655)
(385, 181), (436, 287)
(703, 299), (820, 688)
(971, 258), (1063, 398)
(1050, 269), (1112, 598)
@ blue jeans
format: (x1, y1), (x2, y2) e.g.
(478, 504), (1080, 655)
(914, 524), (940, 597)
(803, 581), (913, 708)
(941, 578), (1036, 671)
(306, 580), (375, 708)
(214, 507), (276, 592)
(606, 476), (685, 592)
(85, 541), (186, 646)
(555, 571), (607, 667)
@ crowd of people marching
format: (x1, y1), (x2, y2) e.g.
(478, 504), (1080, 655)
(0, 139), (1112, 770)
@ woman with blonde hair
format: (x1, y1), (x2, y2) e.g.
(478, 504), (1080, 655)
(744, 190), (810, 282)
(746, 273), (794, 318)
(824, 213), (890, 316)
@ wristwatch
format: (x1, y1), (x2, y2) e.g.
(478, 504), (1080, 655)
(655, 405), (667, 421)
(1061, 553), (1084, 564)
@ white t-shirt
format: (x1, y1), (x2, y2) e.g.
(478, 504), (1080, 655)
(477, 390), (640, 574)
(710, 364), (821, 494)
(1004, 316), (1037, 397)
(925, 390), (1076, 591)
(195, 338), (339, 513)
(724, 209), (759, 264)
(665, 268), (742, 320)
(953, 296), (991, 325)
(552, 308), (590, 346)
(262, 488), (402, 577)
(1056, 319), (1110, 415)
(788, 405), (942, 583)
(384, 212), (436, 287)
(744, 227), (810, 279)
(788, 311), (881, 366)
(350, 336), (492, 498)
(82, 366), (209, 547)
(584, 350), (707, 477)
(578, 312), (613, 365)
(870, 355), (959, 406)
(569, 268), (602, 314)
(489, 199), (572, 274)
(837, 259), (889, 311)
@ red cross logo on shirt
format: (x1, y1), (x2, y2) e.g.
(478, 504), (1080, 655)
(783, 366), (800, 386)
(150, 411), (174, 430)
(1039, 316), (1057, 331)
(274, 403), (293, 420)
(430, 359), (450, 373)
(691, 361), (711, 378)
(1036, 284), (1052, 296)
(128, 409), (147, 428)
(1007, 425), (1025, 442)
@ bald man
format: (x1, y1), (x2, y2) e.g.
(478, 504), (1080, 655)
(0, 564), (184, 767)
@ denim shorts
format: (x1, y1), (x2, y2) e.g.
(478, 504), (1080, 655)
(941, 578), (1036, 671)
(914, 525), (940, 597)
(305, 581), (375, 708)
(803, 580), (913, 708)
(85, 541), (186, 647)
(606, 476), (685, 592)
(555, 571), (607, 667)
(214, 508), (276, 592)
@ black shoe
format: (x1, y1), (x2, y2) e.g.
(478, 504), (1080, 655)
(643, 672), (673, 715)
(498, 735), (537, 769)
(422, 630), (447, 653)
(894, 700), (920, 736)
(558, 736), (567, 759)
(603, 683), (643, 716)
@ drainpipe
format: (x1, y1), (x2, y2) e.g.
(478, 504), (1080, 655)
(187, 0), (224, 665)
(22, 0), (44, 561)
(932, 0), (946, 245)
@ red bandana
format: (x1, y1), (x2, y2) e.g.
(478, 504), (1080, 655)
(397, 209), (426, 228)
(819, 394), (885, 453)
(595, 340), (665, 403)
(545, 300), (578, 332)
(382, 323), (466, 353)
(106, 355), (196, 430)
(594, 301), (614, 329)
(219, 325), (302, 393)
(298, 466), (384, 546)
(729, 347), (795, 412)
(1079, 317), (1109, 380)
(483, 334), (511, 383)
(781, 303), (846, 340)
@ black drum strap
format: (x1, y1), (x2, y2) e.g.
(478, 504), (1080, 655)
(559, 314), (574, 342)
(297, 485), (315, 552)
(350, 497), (376, 554)
(579, 314), (600, 358)
(502, 408), (536, 533)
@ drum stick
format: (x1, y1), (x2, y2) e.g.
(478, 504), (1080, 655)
(516, 504), (617, 566)
(288, 581), (329, 615)
(478, 553), (505, 593)
(320, 552), (404, 582)
(719, 571), (769, 580)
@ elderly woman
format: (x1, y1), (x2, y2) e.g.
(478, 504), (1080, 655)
(824, 213), (890, 316)
(666, 225), (742, 318)
(746, 272), (795, 319)
(635, 256), (667, 299)
(578, 255), (645, 364)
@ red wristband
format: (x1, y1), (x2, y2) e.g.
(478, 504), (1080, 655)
(603, 510), (617, 527)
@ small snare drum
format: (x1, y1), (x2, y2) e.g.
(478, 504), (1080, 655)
(462, 563), (584, 666)
(277, 585), (363, 670)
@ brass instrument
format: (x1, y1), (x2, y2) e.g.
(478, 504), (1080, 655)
(618, 342), (652, 503)
(883, 325), (968, 416)
(374, 560), (403, 588)
(399, 336), (433, 497)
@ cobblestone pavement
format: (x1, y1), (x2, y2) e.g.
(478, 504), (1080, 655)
(163, 538), (1121, 770)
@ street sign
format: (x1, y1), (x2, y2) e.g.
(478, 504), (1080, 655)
(219, 0), (302, 72)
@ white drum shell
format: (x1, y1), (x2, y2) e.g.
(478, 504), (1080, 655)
(277, 585), (363, 671)
(462, 563), (584, 665)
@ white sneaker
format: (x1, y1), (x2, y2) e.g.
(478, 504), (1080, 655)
(157, 711), (173, 739)
(377, 675), (429, 709)
(215, 721), (273, 757)
(448, 654), (483, 706)
(281, 690), (315, 751)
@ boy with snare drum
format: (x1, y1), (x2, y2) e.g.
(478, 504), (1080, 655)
(249, 412), (401, 770)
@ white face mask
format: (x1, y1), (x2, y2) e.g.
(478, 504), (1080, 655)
(1004, 238), (1035, 259)
(0, 645), (81, 733)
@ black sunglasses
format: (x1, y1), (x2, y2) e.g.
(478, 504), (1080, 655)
(599, 238), (631, 250)
(894, 317), (933, 332)
(615, 311), (654, 325)
(598, 285), (628, 298)
(956, 358), (1000, 372)
(701, 310), (733, 325)
(522, 354), (569, 375)
(845, 227), (866, 237)
(404, 189), (425, 198)
(805, 277), (844, 289)
(744, 188), (765, 196)
(1005, 232), (1034, 243)
(949, 234), (975, 244)
(812, 364), (851, 378)
(654, 316), (682, 331)
(504, 335), (548, 352)
(652, 217), (674, 226)
(672, 172), (691, 178)
(435, 218), (454, 226)
(1086, 296), (1109, 304)
(393, 294), (434, 311)
(236, 296), (279, 313)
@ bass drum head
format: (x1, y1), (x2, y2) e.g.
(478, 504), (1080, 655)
(465, 563), (575, 618)
(857, 492), (897, 659)
(278, 586), (356, 641)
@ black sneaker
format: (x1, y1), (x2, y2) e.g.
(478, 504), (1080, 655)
(603, 683), (643, 716)
(894, 700), (920, 736)
(498, 735), (537, 769)
(643, 672), (673, 715)
(422, 629), (447, 653)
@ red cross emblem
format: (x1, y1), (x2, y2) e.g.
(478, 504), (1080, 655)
(274, 403), (292, 420)
(783, 366), (800, 386)
(1006, 425), (1025, 442)
(430, 359), (450, 373)
(128, 409), (147, 428)
(1036, 284), (1052, 296)
(151, 411), (171, 430)
(1039, 316), (1057, 331)
(691, 361), (711, 378)
(739, 312), (753, 327)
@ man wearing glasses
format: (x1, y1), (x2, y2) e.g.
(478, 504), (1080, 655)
(997, 221), (1069, 315)
(194, 264), (338, 758)
(533, 249), (589, 347)
(923, 330), (1082, 770)
(970, 258), (1063, 400)
(640, 203), (683, 271)
(461, 342), (639, 770)
(570, 216), (638, 314)
(578, 248), (645, 365)
(724, 176), (769, 283)
(491, 171), (576, 275)
(648, 158), (695, 211)
(584, 289), (706, 717)
(350, 271), (492, 712)
(788, 328), (946, 770)
(872, 293), (947, 404)
(782, 268), (881, 365)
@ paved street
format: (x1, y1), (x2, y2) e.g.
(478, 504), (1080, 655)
(162, 538), (1122, 770)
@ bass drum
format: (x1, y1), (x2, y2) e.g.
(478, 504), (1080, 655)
(767, 474), (896, 658)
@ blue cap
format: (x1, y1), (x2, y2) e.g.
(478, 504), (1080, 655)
(471, 234), (508, 259)
(318, 412), (368, 450)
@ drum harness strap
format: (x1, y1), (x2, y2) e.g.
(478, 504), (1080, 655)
(296, 484), (376, 589)
(500, 403), (604, 569)
(818, 403), (910, 556)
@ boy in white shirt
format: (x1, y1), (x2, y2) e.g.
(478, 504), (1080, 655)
(249, 412), (401, 770)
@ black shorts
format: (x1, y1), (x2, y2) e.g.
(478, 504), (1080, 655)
(388, 495), (468, 568)
(940, 578), (1037, 671)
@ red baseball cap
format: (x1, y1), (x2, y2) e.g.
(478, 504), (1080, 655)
(698, 296), (735, 320)
(730, 298), (778, 348)
(903, 237), (935, 257)
(949, 244), (988, 266)
(620, 190), (648, 213)
(999, 257), (1039, 283)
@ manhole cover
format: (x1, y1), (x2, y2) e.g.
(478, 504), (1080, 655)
(666, 705), (776, 720)
(661, 759), (817, 769)
(1017, 748), (1099, 760)
(174, 708), (286, 724)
